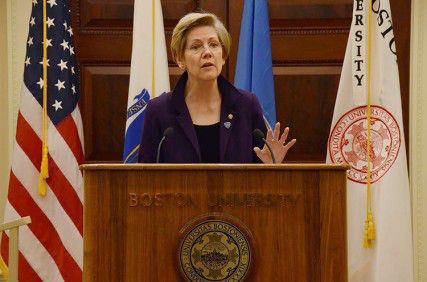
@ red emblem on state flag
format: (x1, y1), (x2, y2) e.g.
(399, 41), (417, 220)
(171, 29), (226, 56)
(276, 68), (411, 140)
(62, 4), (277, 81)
(328, 105), (400, 184)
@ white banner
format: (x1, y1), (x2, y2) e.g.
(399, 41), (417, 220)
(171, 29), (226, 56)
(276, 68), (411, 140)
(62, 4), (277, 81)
(327, 0), (413, 281)
(123, 0), (170, 163)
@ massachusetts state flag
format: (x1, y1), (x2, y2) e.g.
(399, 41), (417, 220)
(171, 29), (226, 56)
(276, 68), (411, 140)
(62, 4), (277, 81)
(1, 0), (85, 280)
(123, 0), (170, 163)
(327, 0), (413, 281)
(234, 0), (276, 129)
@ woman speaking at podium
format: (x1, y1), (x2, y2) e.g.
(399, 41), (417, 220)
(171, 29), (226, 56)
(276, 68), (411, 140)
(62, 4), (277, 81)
(138, 12), (296, 163)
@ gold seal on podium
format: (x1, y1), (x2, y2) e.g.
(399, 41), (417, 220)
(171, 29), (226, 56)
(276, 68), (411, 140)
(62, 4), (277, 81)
(178, 214), (252, 281)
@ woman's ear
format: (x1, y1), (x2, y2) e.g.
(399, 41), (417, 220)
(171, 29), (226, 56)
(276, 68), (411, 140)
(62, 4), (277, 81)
(176, 58), (185, 70)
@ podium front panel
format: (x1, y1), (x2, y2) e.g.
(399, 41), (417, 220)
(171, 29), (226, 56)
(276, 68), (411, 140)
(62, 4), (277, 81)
(82, 164), (347, 281)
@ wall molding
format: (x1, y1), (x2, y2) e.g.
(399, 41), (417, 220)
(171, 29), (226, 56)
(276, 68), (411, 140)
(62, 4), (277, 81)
(0, 0), (33, 221)
(10, 0), (31, 141)
(271, 26), (349, 36)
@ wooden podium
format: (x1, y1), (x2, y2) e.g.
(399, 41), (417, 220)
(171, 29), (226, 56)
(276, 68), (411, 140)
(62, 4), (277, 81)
(81, 164), (348, 281)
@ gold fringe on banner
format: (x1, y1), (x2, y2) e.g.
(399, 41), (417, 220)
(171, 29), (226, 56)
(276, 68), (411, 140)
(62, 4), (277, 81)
(0, 255), (9, 280)
(363, 0), (375, 248)
(39, 0), (49, 196)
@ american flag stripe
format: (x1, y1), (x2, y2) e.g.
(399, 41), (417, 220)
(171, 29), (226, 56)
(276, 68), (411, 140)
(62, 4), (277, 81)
(71, 108), (85, 153)
(7, 174), (82, 278)
(56, 115), (84, 163)
(7, 111), (83, 280)
(1, 235), (42, 282)
(3, 203), (63, 281)
(15, 111), (83, 234)
(11, 145), (82, 265)
(20, 87), (84, 202)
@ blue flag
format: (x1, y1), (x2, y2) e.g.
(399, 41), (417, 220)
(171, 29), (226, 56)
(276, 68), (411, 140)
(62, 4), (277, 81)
(234, 0), (276, 129)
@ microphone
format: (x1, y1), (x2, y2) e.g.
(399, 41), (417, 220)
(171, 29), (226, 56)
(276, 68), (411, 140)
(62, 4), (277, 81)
(253, 128), (276, 164)
(156, 127), (174, 163)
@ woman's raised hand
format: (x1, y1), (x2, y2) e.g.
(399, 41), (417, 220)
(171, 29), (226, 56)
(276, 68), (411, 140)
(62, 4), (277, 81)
(254, 122), (296, 164)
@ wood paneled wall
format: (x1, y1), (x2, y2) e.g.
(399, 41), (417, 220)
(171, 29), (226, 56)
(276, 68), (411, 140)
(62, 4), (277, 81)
(71, 0), (410, 163)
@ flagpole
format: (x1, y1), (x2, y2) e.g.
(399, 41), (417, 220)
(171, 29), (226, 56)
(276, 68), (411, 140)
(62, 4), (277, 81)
(151, 0), (156, 98)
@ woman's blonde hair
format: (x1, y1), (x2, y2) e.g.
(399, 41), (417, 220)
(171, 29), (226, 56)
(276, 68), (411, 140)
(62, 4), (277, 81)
(171, 12), (231, 62)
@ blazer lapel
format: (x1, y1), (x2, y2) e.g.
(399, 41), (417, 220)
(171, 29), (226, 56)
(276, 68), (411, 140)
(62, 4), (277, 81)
(218, 75), (240, 162)
(172, 72), (201, 161)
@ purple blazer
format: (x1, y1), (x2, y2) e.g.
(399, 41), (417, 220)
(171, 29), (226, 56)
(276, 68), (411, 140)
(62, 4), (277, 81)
(138, 72), (267, 163)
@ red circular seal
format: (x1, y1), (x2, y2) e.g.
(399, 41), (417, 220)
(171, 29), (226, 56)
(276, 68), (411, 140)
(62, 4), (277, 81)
(328, 105), (401, 184)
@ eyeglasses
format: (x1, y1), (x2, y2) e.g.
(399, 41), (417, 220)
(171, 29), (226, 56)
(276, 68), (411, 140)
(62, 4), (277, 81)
(186, 41), (222, 54)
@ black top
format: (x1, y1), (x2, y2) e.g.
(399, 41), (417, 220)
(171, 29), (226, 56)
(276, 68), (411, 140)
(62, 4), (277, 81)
(194, 123), (220, 163)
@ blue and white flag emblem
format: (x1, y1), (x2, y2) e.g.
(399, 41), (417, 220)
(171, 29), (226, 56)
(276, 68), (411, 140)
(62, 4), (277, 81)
(123, 89), (151, 163)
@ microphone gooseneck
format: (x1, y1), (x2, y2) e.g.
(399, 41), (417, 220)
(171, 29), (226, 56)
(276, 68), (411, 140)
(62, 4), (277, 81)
(253, 128), (276, 164)
(156, 127), (174, 163)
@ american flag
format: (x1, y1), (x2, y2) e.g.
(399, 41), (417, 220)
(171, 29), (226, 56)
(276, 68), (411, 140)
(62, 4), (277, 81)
(1, 0), (84, 281)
